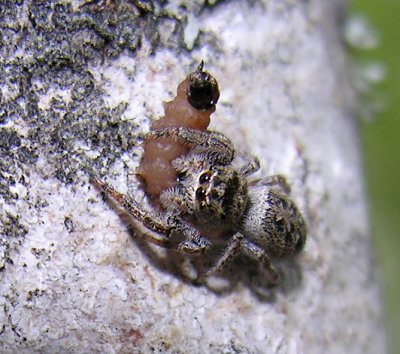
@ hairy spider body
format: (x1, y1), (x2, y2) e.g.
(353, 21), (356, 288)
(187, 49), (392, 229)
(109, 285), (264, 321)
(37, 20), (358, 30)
(93, 127), (306, 283)
(162, 157), (248, 233)
(241, 187), (306, 259)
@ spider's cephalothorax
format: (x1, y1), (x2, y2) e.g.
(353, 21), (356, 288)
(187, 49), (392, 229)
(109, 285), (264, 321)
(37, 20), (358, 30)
(163, 156), (249, 234)
(92, 127), (306, 284)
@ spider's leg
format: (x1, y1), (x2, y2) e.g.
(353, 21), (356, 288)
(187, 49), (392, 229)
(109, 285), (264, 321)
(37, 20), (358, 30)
(198, 232), (279, 284)
(242, 239), (279, 284)
(92, 176), (166, 233)
(249, 174), (291, 194)
(92, 175), (208, 254)
(166, 215), (211, 254)
(238, 154), (260, 177)
(147, 127), (235, 165)
(198, 232), (244, 280)
(91, 175), (174, 245)
(159, 187), (193, 214)
(176, 236), (211, 255)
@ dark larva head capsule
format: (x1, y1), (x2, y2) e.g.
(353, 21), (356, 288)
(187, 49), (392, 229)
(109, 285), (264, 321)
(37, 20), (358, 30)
(187, 61), (220, 110)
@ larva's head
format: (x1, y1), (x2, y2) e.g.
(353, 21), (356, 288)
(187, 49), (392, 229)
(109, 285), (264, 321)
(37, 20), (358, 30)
(186, 61), (220, 110)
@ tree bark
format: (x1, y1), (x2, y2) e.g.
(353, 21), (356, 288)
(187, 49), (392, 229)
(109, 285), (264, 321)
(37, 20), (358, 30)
(0, 1), (386, 353)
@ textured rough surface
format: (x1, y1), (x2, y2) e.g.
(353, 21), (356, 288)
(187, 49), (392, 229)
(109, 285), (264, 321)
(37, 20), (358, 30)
(0, 1), (386, 353)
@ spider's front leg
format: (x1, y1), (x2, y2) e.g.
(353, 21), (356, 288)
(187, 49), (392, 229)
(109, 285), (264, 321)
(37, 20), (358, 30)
(146, 127), (235, 165)
(91, 175), (166, 239)
(166, 215), (211, 255)
(238, 154), (260, 177)
(249, 174), (291, 194)
(242, 238), (279, 284)
(91, 176), (210, 254)
(159, 186), (194, 215)
(198, 232), (278, 284)
(199, 232), (245, 281)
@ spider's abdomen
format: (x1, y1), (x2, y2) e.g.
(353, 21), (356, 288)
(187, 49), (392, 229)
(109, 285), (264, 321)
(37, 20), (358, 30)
(241, 187), (306, 259)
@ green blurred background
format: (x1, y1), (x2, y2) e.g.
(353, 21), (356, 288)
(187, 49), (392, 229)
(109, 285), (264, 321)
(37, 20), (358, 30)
(351, 0), (400, 353)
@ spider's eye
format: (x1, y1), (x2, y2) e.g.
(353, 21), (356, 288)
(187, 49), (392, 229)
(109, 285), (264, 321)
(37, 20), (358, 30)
(199, 171), (212, 184)
(195, 187), (206, 201)
(176, 171), (186, 181)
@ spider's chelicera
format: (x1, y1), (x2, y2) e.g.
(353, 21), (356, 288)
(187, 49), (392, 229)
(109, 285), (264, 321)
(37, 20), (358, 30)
(92, 127), (306, 284)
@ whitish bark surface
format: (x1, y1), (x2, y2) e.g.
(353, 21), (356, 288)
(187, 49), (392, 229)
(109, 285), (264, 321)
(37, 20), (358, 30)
(0, 1), (386, 353)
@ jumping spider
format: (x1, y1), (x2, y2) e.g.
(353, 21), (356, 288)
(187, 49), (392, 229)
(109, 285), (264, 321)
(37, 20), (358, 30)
(92, 127), (306, 284)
